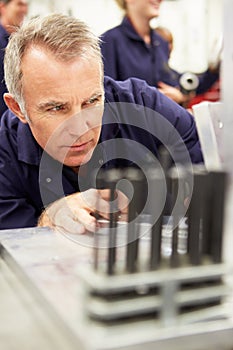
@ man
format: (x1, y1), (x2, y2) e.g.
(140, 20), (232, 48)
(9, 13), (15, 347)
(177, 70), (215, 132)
(0, 0), (28, 117)
(0, 14), (203, 232)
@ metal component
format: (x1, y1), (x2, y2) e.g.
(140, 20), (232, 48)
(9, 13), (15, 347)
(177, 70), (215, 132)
(0, 165), (232, 350)
(179, 72), (199, 93)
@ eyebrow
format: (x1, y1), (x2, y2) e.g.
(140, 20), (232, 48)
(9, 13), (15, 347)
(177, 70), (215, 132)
(37, 100), (68, 112)
(82, 92), (104, 104)
(37, 92), (104, 111)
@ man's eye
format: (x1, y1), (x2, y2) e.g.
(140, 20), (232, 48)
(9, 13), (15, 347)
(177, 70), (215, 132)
(49, 105), (63, 111)
(86, 95), (103, 107)
(89, 97), (99, 104)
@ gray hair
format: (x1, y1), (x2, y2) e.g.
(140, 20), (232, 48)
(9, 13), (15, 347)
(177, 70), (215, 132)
(4, 13), (103, 113)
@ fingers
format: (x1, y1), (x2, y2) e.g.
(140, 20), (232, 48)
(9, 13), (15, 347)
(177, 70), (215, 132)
(157, 81), (166, 88)
(38, 188), (129, 234)
(94, 189), (129, 219)
(44, 205), (97, 234)
(54, 211), (86, 234)
(73, 208), (97, 232)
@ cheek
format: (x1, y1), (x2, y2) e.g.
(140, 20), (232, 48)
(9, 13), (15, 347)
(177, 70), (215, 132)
(93, 125), (102, 143)
(88, 113), (103, 137)
(30, 123), (56, 151)
(86, 105), (103, 127)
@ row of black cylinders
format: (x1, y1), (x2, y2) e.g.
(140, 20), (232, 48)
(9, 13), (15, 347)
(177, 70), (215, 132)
(94, 164), (227, 275)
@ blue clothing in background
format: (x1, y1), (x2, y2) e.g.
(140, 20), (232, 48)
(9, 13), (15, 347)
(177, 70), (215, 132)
(101, 17), (219, 95)
(0, 76), (203, 229)
(0, 24), (9, 118)
(101, 17), (175, 87)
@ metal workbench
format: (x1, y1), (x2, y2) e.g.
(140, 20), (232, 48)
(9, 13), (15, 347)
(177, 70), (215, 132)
(0, 227), (233, 350)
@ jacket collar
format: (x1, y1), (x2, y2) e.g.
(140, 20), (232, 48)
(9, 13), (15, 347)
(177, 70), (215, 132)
(121, 16), (146, 42)
(17, 121), (43, 165)
(121, 16), (163, 47)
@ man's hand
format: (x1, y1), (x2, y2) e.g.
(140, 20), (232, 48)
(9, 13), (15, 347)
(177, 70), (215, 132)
(38, 188), (128, 234)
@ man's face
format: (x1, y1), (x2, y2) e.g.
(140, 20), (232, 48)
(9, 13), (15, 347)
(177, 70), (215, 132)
(19, 46), (104, 169)
(2, 0), (28, 27)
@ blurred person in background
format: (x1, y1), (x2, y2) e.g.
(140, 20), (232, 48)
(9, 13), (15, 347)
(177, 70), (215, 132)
(101, 0), (220, 107)
(155, 26), (221, 109)
(155, 26), (173, 57)
(0, 0), (28, 118)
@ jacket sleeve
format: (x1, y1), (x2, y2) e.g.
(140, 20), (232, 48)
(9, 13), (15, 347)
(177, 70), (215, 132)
(0, 130), (39, 229)
(196, 69), (219, 95)
(104, 77), (204, 165)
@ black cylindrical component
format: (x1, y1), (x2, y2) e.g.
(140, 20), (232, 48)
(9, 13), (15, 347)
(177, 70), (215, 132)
(146, 167), (166, 269)
(208, 171), (227, 263)
(187, 167), (207, 265)
(169, 166), (187, 267)
(125, 168), (144, 273)
(104, 169), (123, 275)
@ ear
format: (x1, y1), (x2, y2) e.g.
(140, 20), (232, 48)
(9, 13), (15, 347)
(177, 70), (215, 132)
(4, 93), (28, 124)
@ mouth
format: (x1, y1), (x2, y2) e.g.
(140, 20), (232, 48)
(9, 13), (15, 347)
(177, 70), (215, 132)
(68, 140), (93, 152)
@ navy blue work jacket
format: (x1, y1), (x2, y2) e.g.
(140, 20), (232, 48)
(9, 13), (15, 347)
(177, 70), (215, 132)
(0, 77), (203, 229)
(101, 17), (219, 95)
(0, 24), (9, 118)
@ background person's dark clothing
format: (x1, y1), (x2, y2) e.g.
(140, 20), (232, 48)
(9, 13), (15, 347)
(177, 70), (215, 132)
(101, 17), (172, 87)
(0, 24), (9, 118)
(101, 17), (219, 95)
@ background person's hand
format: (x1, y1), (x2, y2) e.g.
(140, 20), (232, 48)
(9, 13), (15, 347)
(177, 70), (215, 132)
(158, 81), (188, 105)
(38, 188), (128, 234)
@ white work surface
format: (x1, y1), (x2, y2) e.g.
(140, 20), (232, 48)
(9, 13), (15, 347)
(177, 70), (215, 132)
(1, 227), (233, 350)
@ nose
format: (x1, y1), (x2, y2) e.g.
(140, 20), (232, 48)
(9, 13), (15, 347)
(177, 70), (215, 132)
(66, 111), (90, 138)
(61, 104), (103, 140)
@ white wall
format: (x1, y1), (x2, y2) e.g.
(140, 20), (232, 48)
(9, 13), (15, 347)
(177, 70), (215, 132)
(157, 0), (223, 73)
(28, 0), (122, 34)
(27, 0), (223, 74)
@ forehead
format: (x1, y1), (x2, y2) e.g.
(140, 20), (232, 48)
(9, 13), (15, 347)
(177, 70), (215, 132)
(21, 46), (103, 101)
(22, 45), (102, 79)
